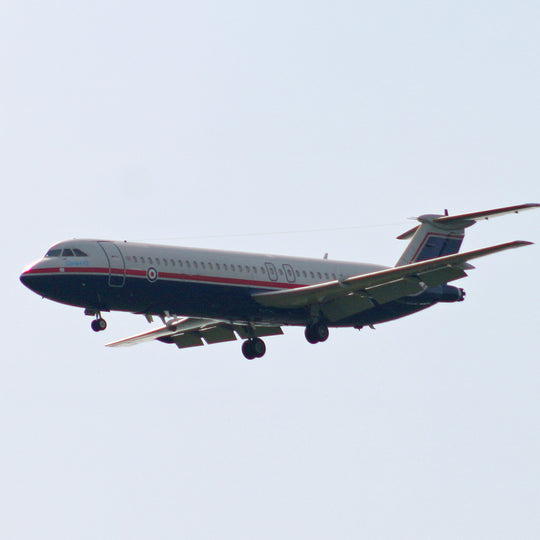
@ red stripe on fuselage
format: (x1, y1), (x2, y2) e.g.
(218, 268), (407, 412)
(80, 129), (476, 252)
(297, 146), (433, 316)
(22, 266), (302, 290)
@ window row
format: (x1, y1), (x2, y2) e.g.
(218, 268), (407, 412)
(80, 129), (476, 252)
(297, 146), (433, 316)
(129, 255), (268, 275)
(126, 255), (340, 281)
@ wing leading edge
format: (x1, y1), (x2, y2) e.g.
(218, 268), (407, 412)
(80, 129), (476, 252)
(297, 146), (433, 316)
(251, 241), (532, 313)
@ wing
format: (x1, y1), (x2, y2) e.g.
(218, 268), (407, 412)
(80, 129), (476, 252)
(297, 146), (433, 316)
(106, 317), (283, 349)
(252, 241), (532, 320)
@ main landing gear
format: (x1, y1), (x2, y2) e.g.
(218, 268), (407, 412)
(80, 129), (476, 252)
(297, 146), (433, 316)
(242, 338), (266, 360)
(241, 323), (329, 359)
(91, 316), (107, 332)
(305, 322), (329, 344)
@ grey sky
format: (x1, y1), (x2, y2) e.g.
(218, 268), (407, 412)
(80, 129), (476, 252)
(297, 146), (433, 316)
(2, 1), (539, 538)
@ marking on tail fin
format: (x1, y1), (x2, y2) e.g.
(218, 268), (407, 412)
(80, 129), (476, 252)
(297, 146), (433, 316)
(413, 233), (464, 262)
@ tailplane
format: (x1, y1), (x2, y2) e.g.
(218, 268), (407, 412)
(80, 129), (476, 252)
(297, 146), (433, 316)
(396, 203), (539, 266)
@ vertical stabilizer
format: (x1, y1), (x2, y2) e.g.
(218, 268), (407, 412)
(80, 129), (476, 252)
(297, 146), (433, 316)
(396, 215), (467, 266)
(395, 203), (540, 267)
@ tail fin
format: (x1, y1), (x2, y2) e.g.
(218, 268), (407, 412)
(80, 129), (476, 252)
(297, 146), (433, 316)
(396, 203), (539, 266)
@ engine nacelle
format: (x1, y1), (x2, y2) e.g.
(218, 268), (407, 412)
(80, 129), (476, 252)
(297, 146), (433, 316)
(437, 285), (466, 303)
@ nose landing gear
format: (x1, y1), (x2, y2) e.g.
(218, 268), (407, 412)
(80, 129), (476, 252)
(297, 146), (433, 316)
(91, 317), (107, 332)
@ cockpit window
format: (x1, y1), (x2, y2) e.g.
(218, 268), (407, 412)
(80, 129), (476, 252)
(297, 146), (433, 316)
(45, 248), (62, 258)
(45, 247), (88, 258)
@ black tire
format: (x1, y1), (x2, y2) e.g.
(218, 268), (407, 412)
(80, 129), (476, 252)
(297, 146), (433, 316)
(314, 322), (329, 342)
(305, 323), (329, 344)
(252, 338), (266, 358)
(92, 318), (107, 332)
(305, 326), (319, 344)
(242, 340), (256, 360)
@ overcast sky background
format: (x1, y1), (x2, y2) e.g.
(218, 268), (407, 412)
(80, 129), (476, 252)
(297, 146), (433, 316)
(1, 1), (539, 538)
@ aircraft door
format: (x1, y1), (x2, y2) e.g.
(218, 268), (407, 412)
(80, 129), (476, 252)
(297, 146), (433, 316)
(98, 241), (126, 287)
(265, 262), (278, 282)
(282, 264), (296, 283)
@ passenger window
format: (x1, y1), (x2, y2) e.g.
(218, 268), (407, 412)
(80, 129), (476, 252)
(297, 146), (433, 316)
(295, 270), (300, 277)
(332, 273), (337, 280)
(201, 262), (206, 270)
(193, 261), (198, 269)
(325, 273), (329, 279)
(156, 258), (161, 265)
(171, 259), (175, 267)
(45, 249), (62, 258)
(133, 256), (138, 263)
(62, 249), (74, 257)
(303, 271), (307, 278)
(178, 260), (183, 267)
(216, 263), (220, 270)
(253, 267), (257, 274)
(149, 257), (153, 264)
(163, 259), (168, 266)
(224, 264), (228, 271)
(310, 271), (315, 278)
(186, 261), (191, 269)
(231, 264), (235, 272)
(278, 269), (283, 276)
(208, 263), (213, 270)
(260, 267), (266, 274)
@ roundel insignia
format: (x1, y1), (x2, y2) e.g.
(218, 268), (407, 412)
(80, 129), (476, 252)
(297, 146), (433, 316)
(146, 267), (158, 283)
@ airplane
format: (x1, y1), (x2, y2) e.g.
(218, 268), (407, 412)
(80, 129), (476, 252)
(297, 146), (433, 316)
(20, 203), (538, 359)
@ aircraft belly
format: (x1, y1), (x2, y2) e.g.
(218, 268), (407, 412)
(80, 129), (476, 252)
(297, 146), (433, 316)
(22, 272), (435, 328)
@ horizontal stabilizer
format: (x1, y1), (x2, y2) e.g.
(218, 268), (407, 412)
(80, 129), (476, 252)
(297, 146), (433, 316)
(434, 203), (540, 226)
(397, 203), (540, 240)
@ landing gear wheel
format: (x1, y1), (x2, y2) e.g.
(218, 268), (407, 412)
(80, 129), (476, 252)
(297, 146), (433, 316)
(251, 337), (266, 358)
(242, 340), (256, 360)
(305, 323), (329, 344)
(91, 318), (107, 332)
(242, 338), (266, 360)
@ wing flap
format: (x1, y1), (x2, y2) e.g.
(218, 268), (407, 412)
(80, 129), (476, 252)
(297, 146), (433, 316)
(366, 277), (426, 304)
(172, 333), (204, 348)
(235, 325), (284, 339)
(107, 318), (283, 349)
(415, 266), (468, 287)
(200, 326), (237, 345)
(321, 294), (373, 322)
(106, 317), (221, 347)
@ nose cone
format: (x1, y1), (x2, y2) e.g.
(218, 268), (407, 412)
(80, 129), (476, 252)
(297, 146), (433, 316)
(20, 262), (42, 294)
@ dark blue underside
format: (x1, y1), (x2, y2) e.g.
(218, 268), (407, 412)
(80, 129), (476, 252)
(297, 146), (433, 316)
(21, 274), (436, 328)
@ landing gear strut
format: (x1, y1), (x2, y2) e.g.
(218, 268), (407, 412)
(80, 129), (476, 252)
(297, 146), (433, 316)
(91, 317), (107, 332)
(305, 322), (329, 344)
(242, 338), (266, 360)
